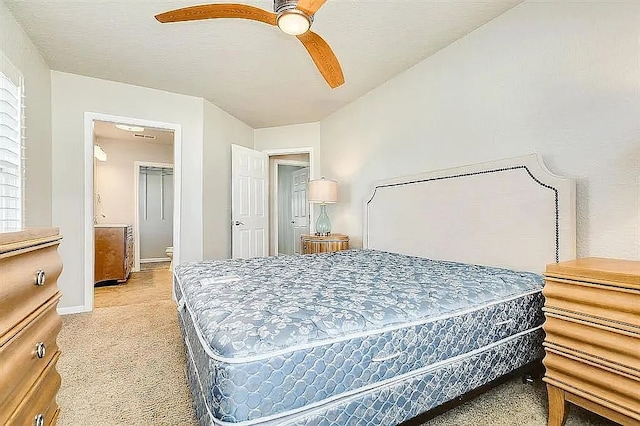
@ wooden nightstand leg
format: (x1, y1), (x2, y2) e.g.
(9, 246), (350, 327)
(547, 384), (569, 426)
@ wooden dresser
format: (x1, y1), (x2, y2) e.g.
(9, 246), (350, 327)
(95, 225), (133, 284)
(0, 228), (64, 425)
(542, 257), (640, 426)
(301, 234), (349, 255)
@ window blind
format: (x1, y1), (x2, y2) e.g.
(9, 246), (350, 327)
(0, 70), (23, 232)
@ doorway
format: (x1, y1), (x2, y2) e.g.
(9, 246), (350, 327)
(268, 151), (312, 256)
(135, 163), (174, 271)
(230, 146), (315, 259)
(85, 113), (180, 311)
(275, 163), (310, 255)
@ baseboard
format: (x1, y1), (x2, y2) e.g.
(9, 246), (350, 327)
(140, 257), (170, 263)
(58, 305), (91, 315)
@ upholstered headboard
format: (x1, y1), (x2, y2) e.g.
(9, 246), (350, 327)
(363, 154), (576, 273)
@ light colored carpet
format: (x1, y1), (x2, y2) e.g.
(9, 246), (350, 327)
(421, 378), (616, 426)
(56, 300), (196, 425)
(57, 300), (617, 426)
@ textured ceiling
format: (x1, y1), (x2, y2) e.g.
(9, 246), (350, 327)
(94, 120), (174, 145)
(7, 0), (521, 128)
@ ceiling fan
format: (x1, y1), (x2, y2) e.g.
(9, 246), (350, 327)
(155, 1), (345, 88)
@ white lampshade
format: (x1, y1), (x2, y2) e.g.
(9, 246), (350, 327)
(308, 178), (337, 204)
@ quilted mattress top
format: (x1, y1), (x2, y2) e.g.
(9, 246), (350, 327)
(174, 250), (543, 362)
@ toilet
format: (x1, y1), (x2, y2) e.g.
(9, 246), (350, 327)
(165, 246), (174, 271)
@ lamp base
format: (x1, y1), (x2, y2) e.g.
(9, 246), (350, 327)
(314, 204), (332, 236)
(314, 232), (331, 237)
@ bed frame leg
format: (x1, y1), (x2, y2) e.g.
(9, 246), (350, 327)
(547, 384), (569, 426)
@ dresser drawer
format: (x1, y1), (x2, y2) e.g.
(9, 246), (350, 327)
(4, 351), (61, 426)
(543, 277), (640, 328)
(0, 243), (63, 343)
(0, 295), (62, 423)
(544, 312), (640, 374)
(50, 406), (60, 425)
(543, 348), (640, 419)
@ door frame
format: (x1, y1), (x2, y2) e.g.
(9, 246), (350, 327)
(272, 160), (310, 255)
(133, 161), (174, 272)
(262, 147), (315, 256)
(82, 112), (182, 313)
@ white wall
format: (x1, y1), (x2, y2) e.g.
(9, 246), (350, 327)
(94, 138), (173, 226)
(0, 0), (52, 227)
(202, 99), (254, 260)
(255, 122), (321, 179)
(321, 1), (640, 260)
(51, 71), (205, 309)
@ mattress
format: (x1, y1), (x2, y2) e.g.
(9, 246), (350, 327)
(174, 249), (545, 425)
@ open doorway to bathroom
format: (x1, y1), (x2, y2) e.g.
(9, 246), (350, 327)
(91, 119), (175, 307)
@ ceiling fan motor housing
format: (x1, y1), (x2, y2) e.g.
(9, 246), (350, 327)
(274, 0), (314, 22)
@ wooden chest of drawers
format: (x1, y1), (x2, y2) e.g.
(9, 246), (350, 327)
(542, 257), (640, 426)
(95, 225), (133, 284)
(0, 228), (64, 425)
(301, 234), (349, 254)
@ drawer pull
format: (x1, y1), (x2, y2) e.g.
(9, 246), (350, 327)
(34, 414), (45, 426)
(35, 269), (46, 286)
(35, 342), (46, 359)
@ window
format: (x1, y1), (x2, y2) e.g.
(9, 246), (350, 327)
(0, 67), (23, 232)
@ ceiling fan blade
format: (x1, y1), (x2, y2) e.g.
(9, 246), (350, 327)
(296, 0), (328, 16)
(297, 31), (344, 88)
(155, 4), (277, 26)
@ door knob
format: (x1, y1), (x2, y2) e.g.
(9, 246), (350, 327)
(233, 221), (245, 226)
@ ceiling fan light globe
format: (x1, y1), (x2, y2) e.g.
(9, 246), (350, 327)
(277, 11), (310, 35)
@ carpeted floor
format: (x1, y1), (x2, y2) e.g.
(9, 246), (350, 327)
(56, 300), (618, 426)
(56, 300), (197, 425)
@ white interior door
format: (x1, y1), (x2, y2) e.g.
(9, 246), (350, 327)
(291, 167), (309, 254)
(231, 145), (268, 259)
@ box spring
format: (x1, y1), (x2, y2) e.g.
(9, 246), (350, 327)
(175, 284), (543, 425)
(181, 318), (543, 426)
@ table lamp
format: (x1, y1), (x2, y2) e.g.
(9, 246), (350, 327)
(308, 177), (338, 236)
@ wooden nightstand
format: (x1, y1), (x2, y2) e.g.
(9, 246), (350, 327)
(301, 234), (349, 255)
(542, 258), (640, 426)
